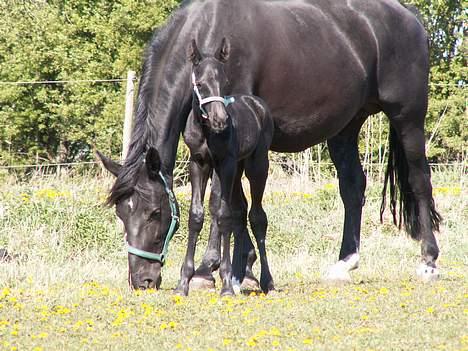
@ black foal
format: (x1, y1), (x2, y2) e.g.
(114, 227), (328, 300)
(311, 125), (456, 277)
(175, 38), (274, 296)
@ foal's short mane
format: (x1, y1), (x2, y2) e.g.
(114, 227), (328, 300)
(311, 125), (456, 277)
(107, 8), (188, 206)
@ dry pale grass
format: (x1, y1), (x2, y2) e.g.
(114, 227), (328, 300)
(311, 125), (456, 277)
(0, 170), (466, 350)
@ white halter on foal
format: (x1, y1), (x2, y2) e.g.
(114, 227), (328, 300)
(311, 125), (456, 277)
(191, 72), (235, 119)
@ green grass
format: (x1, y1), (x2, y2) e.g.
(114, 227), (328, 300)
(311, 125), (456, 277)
(0, 171), (466, 350)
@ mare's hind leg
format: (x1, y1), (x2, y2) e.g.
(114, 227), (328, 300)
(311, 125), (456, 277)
(245, 151), (274, 293)
(384, 105), (441, 281)
(323, 114), (367, 283)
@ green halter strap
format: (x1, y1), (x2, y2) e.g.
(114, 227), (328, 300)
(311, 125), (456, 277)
(126, 171), (179, 265)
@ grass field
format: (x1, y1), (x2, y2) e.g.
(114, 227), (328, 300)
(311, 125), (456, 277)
(0, 169), (466, 350)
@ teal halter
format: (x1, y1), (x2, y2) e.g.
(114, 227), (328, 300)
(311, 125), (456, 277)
(126, 171), (179, 265)
(192, 72), (235, 119)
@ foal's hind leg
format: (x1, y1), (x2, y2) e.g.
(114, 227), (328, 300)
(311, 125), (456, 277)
(191, 175), (222, 289)
(175, 159), (211, 296)
(323, 114), (367, 283)
(245, 151), (274, 293)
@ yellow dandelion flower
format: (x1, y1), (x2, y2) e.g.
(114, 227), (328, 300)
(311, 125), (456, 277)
(303, 338), (313, 345)
(168, 321), (177, 329)
(272, 340), (280, 347)
(427, 307), (435, 313)
(209, 297), (218, 305)
(222, 338), (233, 346)
(160, 322), (168, 330)
(31, 332), (48, 339)
(379, 287), (389, 295)
(246, 338), (257, 347)
(172, 295), (184, 305)
(32, 347), (43, 351)
(269, 326), (281, 336)
(242, 308), (252, 317)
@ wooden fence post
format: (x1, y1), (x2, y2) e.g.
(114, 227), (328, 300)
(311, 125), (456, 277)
(122, 70), (136, 162)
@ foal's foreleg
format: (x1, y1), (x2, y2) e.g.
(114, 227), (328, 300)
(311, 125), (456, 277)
(216, 158), (237, 296)
(231, 166), (260, 292)
(175, 159), (211, 296)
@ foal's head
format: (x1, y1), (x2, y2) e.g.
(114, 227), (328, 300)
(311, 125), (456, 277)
(189, 38), (233, 133)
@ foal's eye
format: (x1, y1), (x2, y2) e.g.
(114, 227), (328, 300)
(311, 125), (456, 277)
(149, 209), (161, 221)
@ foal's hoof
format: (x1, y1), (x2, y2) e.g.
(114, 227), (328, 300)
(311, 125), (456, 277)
(416, 263), (440, 282)
(241, 277), (260, 291)
(189, 276), (216, 291)
(322, 263), (352, 284)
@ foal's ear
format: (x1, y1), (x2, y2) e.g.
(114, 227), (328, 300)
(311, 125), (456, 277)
(216, 37), (231, 63)
(96, 150), (121, 177)
(188, 39), (202, 65)
(145, 147), (161, 180)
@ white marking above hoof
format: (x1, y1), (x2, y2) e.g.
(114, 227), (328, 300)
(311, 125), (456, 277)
(416, 263), (440, 282)
(232, 278), (241, 295)
(322, 253), (359, 284)
(322, 261), (352, 284)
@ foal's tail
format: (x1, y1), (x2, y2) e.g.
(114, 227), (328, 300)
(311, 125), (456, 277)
(380, 126), (442, 240)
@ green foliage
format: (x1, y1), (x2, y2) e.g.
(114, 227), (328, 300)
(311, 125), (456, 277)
(0, 0), (465, 165)
(406, 0), (467, 161)
(0, 0), (179, 164)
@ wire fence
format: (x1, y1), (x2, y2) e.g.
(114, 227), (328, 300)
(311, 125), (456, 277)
(0, 77), (466, 185)
(1, 159), (466, 186)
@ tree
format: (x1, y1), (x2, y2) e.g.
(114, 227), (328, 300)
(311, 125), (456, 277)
(0, 0), (179, 164)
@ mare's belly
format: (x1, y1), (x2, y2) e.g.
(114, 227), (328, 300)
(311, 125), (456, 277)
(269, 111), (353, 153)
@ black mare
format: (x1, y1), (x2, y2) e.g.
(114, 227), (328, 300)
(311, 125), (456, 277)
(98, 0), (441, 290)
(175, 39), (274, 296)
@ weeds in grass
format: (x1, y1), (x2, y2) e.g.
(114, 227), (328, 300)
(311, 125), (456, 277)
(0, 172), (466, 350)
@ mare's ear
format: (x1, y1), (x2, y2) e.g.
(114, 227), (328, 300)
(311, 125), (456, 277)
(145, 147), (161, 180)
(188, 39), (202, 65)
(96, 150), (121, 177)
(216, 37), (230, 63)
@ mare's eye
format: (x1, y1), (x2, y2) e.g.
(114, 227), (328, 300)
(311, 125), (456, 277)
(149, 209), (161, 221)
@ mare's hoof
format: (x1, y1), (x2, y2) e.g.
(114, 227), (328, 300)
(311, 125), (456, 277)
(220, 287), (235, 297)
(189, 276), (216, 291)
(322, 263), (352, 284)
(241, 277), (260, 291)
(416, 263), (440, 282)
